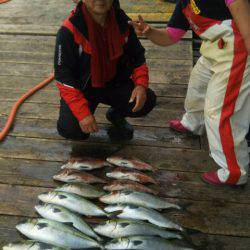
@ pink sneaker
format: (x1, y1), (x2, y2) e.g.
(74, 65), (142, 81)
(202, 171), (246, 187)
(202, 171), (223, 186)
(169, 120), (189, 133)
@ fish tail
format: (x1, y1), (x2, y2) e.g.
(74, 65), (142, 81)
(180, 202), (193, 211)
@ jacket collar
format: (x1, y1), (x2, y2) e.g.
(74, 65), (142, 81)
(69, 1), (130, 38)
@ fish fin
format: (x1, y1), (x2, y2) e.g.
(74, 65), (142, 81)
(37, 223), (48, 230)
(183, 228), (202, 236)
(180, 202), (193, 211)
(180, 228), (203, 247)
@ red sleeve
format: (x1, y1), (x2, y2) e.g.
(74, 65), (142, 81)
(56, 82), (91, 122)
(132, 64), (149, 89)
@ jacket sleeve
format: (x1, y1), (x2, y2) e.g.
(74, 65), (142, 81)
(167, 1), (190, 31)
(126, 26), (149, 89)
(54, 27), (91, 121)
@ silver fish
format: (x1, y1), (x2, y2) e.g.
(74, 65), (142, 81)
(105, 236), (194, 250)
(105, 204), (183, 231)
(35, 203), (101, 240)
(93, 219), (182, 239)
(3, 241), (65, 250)
(16, 218), (102, 249)
(38, 191), (108, 217)
(106, 156), (156, 171)
(62, 157), (111, 171)
(55, 183), (106, 199)
(100, 191), (181, 210)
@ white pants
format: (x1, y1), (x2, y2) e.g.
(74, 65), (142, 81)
(181, 22), (250, 185)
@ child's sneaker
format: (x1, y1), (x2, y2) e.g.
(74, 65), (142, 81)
(169, 120), (189, 133)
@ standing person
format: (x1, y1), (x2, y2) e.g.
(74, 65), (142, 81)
(55, 0), (156, 141)
(130, 0), (250, 186)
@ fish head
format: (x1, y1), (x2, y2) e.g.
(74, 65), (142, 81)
(106, 156), (125, 165)
(104, 204), (125, 213)
(99, 191), (119, 203)
(16, 219), (37, 234)
(61, 162), (72, 169)
(58, 169), (75, 177)
(38, 191), (57, 203)
(93, 220), (111, 235)
(35, 202), (56, 213)
(3, 241), (34, 250)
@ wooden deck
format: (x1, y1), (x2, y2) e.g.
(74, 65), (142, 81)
(0, 0), (250, 249)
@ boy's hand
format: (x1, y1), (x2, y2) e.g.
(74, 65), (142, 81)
(79, 114), (99, 134)
(129, 15), (152, 36)
(129, 85), (147, 113)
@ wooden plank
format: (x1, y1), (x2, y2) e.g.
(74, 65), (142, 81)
(0, 117), (200, 149)
(0, 100), (184, 128)
(0, 61), (191, 85)
(0, 83), (188, 99)
(0, 75), (53, 90)
(0, 136), (215, 169)
(0, 41), (192, 62)
(0, 183), (250, 237)
(0, 24), (192, 39)
(0, 94), (184, 108)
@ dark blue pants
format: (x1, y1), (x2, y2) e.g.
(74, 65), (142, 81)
(57, 79), (156, 140)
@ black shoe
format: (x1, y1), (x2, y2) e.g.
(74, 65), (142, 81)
(106, 108), (134, 140)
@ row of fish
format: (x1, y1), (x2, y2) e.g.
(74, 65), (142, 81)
(3, 156), (193, 249)
(61, 156), (156, 172)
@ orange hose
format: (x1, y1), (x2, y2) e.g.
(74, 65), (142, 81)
(0, 0), (11, 3)
(0, 74), (55, 141)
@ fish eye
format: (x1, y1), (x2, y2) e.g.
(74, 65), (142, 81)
(120, 222), (130, 228)
(123, 191), (132, 195)
(53, 208), (61, 213)
(128, 205), (138, 209)
(133, 240), (143, 246)
(58, 194), (67, 199)
(37, 223), (48, 230)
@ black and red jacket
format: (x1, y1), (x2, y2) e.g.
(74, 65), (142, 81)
(54, 2), (149, 121)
